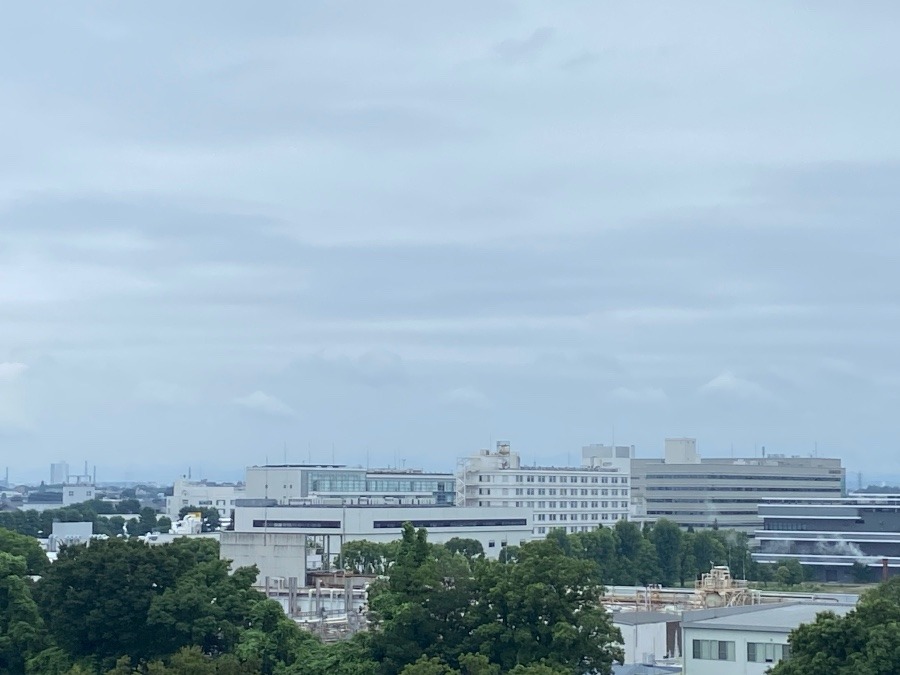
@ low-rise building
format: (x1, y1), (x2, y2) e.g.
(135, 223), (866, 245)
(682, 602), (854, 675)
(753, 496), (900, 582)
(221, 502), (532, 586)
(62, 483), (95, 506)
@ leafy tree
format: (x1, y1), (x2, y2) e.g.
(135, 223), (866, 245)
(678, 532), (697, 586)
(773, 559), (805, 587)
(34, 537), (261, 667)
(117, 499), (142, 514)
(158, 516), (173, 532)
(400, 656), (457, 675)
(570, 527), (617, 583)
(339, 540), (397, 575)
(0, 551), (47, 672)
(464, 538), (623, 673)
(443, 537), (484, 560)
(127, 506), (160, 536)
(768, 578), (900, 674)
(691, 530), (726, 574)
(648, 519), (682, 586)
(0, 526), (50, 575)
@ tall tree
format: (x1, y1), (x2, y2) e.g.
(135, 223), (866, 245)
(0, 551), (47, 673)
(648, 520), (682, 586)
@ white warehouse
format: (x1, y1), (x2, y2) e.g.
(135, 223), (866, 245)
(221, 503), (531, 585)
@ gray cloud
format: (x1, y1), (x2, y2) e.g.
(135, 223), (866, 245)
(1, 3), (899, 481)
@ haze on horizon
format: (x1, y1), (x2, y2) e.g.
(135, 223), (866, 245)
(1, 3), (899, 483)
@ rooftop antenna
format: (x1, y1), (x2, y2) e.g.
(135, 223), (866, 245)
(814, 441), (818, 458)
(188, 466), (192, 480)
(283, 441), (288, 465)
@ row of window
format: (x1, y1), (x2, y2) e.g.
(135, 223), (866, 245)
(252, 518), (529, 530)
(536, 512), (622, 522)
(478, 474), (627, 484)
(499, 488), (626, 497)
(645, 486), (840, 492)
(692, 640), (789, 664)
(649, 510), (759, 516)
(477, 500), (629, 510)
(644, 474), (840, 481)
(535, 522), (624, 534)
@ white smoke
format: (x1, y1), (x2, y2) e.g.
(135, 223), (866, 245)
(813, 536), (879, 563)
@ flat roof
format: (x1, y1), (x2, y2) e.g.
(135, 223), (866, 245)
(683, 603), (854, 634)
(612, 611), (679, 626)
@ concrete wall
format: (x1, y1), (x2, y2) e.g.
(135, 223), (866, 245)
(614, 620), (676, 665)
(220, 531), (307, 585)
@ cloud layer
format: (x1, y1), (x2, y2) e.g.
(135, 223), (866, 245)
(1, 3), (899, 481)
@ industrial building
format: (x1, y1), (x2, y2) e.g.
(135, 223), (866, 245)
(753, 496), (900, 582)
(220, 502), (531, 585)
(50, 461), (69, 485)
(456, 441), (632, 537)
(630, 439), (845, 532)
(682, 602), (854, 674)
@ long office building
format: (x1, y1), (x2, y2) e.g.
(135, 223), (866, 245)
(631, 439), (845, 532)
(244, 464), (456, 505)
(222, 502), (532, 583)
(456, 441), (632, 537)
(753, 497), (900, 582)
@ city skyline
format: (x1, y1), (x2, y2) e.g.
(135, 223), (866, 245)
(2, 3), (900, 479)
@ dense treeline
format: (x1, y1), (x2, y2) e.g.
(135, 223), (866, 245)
(0, 500), (172, 538)
(0, 524), (623, 675)
(343, 519), (804, 589)
(0, 518), (819, 674)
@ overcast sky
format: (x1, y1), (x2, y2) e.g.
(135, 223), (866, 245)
(2, 3), (899, 483)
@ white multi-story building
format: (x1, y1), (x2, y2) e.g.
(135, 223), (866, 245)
(244, 464), (456, 506)
(457, 442), (632, 538)
(166, 478), (245, 520)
